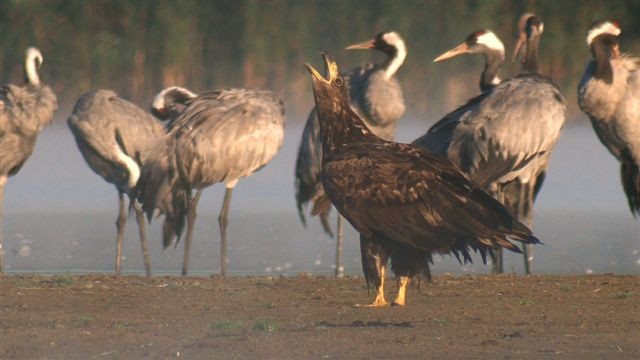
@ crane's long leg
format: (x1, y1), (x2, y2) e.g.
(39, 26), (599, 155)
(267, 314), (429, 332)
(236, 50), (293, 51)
(491, 188), (505, 274)
(115, 192), (127, 275)
(521, 183), (534, 275)
(219, 187), (234, 277)
(132, 199), (152, 276)
(0, 179), (5, 274)
(182, 189), (202, 276)
(335, 214), (344, 278)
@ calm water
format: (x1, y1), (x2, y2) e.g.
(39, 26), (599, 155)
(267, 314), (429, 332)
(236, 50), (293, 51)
(2, 119), (639, 275)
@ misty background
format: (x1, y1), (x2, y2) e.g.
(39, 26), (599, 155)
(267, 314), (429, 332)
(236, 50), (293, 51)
(1, 1), (639, 275)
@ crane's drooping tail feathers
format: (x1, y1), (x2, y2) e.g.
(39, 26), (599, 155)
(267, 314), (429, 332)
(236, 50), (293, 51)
(621, 160), (640, 217)
(136, 136), (189, 248)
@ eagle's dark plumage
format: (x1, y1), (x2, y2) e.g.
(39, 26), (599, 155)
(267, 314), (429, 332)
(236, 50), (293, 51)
(306, 53), (540, 306)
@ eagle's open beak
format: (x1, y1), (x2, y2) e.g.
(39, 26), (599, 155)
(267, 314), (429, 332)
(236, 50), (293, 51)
(305, 52), (339, 83)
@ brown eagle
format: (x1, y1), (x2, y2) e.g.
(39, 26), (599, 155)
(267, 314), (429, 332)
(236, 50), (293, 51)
(305, 53), (539, 306)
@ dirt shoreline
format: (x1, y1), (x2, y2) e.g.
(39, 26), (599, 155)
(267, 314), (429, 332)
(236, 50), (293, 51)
(1, 274), (639, 359)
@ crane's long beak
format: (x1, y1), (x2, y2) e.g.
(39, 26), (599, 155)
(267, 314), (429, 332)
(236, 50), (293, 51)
(434, 42), (470, 62)
(304, 52), (339, 84)
(512, 33), (527, 62)
(346, 38), (376, 50)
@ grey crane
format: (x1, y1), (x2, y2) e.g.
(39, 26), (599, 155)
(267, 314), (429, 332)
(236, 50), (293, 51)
(578, 20), (640, 217)
(68, 90), (166, 276)
(139, 88), (285, 276)
(433, 29), (505, 92)
(295, 31), (406, 277)
(413, 14), (567, 274)
(0, 47), (58, 273)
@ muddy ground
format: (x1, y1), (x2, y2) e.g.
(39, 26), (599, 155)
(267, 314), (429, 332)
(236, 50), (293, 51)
(1, 274), (639, 359)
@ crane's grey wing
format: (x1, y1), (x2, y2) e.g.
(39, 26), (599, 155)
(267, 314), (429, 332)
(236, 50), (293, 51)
(618, 56), (640, 161)
(68, 90), (164, 190)
(0, 83), (57, 178)
(172, 89), (286, 188)
(0, 85), (38, 177)
(413, 92), (491, 157)
(294, 108), (323, 222)
(137, 134), (188, 248)
(580, 56), (640, 163)
(417, 77), (566, 188)
(293, 107), (336, 236)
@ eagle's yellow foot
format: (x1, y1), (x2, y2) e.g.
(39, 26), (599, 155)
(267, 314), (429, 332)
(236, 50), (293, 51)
(392, 276), (409, 306)
(356, 288), (388, 307)
(364, 296), (390, 307)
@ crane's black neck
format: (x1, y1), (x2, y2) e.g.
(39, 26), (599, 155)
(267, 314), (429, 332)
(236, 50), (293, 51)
(591, 34), (617, 84)
(381, 45), (406, 80)
(480, 50), (504, 91)
(314, 88), (380, 156)
(522, 36), (540, 74)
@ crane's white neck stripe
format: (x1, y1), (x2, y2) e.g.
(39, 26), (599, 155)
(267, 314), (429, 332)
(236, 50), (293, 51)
(587, 22), (621, 46)
(113, 144), (140, 190)
(25, 51), (41, 86)
(384, 39), (406, 80)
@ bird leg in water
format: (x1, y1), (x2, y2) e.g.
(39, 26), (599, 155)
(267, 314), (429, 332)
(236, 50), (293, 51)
(219, 187), (234, 277)
(115, 192), (127, 275)
(335, 215), (344, 277)
(182, 189), (202, 276)
(393, 276), (410, 306)
(132, 199), (152, 276)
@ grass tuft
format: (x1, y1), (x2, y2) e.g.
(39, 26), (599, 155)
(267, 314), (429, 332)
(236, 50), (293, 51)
(51, 274), (73, 287)
(612, 291), (633, 299)
(253, 319), (278, 332)
(72, 315), (94, 328)
(210, 320), (243, 330)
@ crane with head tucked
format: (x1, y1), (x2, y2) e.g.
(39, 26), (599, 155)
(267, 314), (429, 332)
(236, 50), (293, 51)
(139, 88), (285, 276)
(0, 47), (58, 273)
(413, 14), (567, 274)
(578, 20), (639, 217)
(295, 31), (406, 276)
(68, 90), (166, 276)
